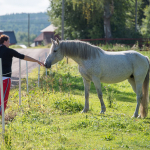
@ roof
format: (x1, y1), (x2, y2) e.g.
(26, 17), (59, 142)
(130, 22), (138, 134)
(34, 33), (43, 42)
(3, 31), (17, 44)
(41, 24), (57, 32)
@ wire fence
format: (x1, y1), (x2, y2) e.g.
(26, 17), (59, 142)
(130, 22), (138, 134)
(0, 52), (54, 138)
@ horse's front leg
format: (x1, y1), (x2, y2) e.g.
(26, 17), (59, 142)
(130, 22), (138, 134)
(81, 78), (91, 113)
(92, 77), (106, 114)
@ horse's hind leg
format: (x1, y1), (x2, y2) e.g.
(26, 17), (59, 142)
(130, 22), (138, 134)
(128, 77), (136, 93)
(128, 77), (143, 118)
(133, 82), (143, 118)
(92, 77), (106, 114)
(82, 78), (91, 113)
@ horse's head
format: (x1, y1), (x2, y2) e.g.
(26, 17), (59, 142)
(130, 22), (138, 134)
(44, 38), (64, 68)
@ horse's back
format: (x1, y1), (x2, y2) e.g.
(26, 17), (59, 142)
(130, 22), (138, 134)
(104, 50), (148, 68)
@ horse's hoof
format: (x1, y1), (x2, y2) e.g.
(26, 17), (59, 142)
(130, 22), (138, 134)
(100, 106), (106, 114)
(132, 114), (138, 118)
(81, 109), (88, 113)
(100, 111), (105, 114)
(137, 115), (141, 118)
(101, 106), (106, 112)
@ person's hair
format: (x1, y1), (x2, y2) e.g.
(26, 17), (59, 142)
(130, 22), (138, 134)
(0, 34), (9, 44)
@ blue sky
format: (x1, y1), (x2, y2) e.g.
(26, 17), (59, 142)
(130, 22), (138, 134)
(0, 0), (49, 16)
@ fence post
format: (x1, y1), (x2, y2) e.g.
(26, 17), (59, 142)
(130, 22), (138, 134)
(45, 53), (47, 76)
(50, 67), (52, 74)
(26, 61), (28, 93)
(0, 58), (5, 135)
(38, 57), (40, 87)
(19, 59), (21, 105)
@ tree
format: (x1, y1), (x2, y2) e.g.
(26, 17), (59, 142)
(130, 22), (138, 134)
(16, 32), (36, 45)
(48, 0), (104, 39)
(140, 5), (150, 37)
(138, 0), (149, 26)
(70, 0), (137, 38)
(71, 0), (113, 38)
(103, 0), (114, 38)
(135, 0), (138, 31)
(47, 0), (142, 40)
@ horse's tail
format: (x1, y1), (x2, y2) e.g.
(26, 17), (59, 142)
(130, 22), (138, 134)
(140, 56), (149, 118)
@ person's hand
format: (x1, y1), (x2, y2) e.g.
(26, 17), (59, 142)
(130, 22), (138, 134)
(38, 61), (45, 67)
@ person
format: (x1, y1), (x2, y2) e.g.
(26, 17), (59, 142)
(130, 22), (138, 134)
(0, 34), (44, 77)
(0, 34), (44, 115)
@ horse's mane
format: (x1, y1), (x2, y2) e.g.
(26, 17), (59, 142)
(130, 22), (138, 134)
(59, 40), (104, 59)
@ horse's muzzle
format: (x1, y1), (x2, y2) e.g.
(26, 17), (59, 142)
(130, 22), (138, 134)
(44, 62), (51, 68)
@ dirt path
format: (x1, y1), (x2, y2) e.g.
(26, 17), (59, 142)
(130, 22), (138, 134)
(11, 48), (49, 87)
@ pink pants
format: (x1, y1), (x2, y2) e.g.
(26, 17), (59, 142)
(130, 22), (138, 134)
(0, 77), (11, 115)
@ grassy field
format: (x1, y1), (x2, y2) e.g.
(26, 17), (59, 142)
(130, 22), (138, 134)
(0, 50), (150, 150)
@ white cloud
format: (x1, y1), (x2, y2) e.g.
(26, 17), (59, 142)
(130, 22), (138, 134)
(0, 0), (50, 16)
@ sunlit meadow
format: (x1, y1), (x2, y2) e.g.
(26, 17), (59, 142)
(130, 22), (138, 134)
(0, 46), (150, 150)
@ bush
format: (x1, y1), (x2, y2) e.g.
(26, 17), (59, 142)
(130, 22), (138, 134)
(53, 96), (83, 113)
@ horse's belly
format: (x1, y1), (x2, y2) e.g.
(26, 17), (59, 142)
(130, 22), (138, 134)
(100, 72), (132, 84)
(99, 58), (133, 83)
(101, 77), (126, 84)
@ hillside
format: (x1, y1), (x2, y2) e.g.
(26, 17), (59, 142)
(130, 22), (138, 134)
(0, 12), (50, 45)
(0, 12), (50, 35)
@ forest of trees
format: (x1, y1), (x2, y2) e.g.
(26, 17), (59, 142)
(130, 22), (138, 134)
(0, 12), (50, 45)
(48, 0), (150, 41)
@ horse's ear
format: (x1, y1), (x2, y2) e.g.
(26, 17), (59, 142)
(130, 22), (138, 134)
(56, 38), (60, 45)
(51, 38), (55, 45)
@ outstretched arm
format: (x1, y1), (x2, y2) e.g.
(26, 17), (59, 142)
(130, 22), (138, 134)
(24, 55), (44, 66)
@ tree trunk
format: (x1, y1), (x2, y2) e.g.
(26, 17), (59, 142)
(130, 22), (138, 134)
(104, 0), (114, 39)
(135, 0), (137, 32)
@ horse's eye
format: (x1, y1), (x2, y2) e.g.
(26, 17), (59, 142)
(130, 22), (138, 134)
(54, 50), (57, 53)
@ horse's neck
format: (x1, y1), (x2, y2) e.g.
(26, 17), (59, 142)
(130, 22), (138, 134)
(65, 49), (104, 66)
(66, 55), (84, 66)
(61, 41), (104, 65)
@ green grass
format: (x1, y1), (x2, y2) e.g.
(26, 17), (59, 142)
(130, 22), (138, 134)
(0, 51), (150, 149)
(9, 45), (23, 49)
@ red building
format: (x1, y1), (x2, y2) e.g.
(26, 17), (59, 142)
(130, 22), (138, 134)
(34, 24), (60, 46)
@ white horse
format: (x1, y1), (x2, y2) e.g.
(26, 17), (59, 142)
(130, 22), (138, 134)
(44, 38), (149, 118)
